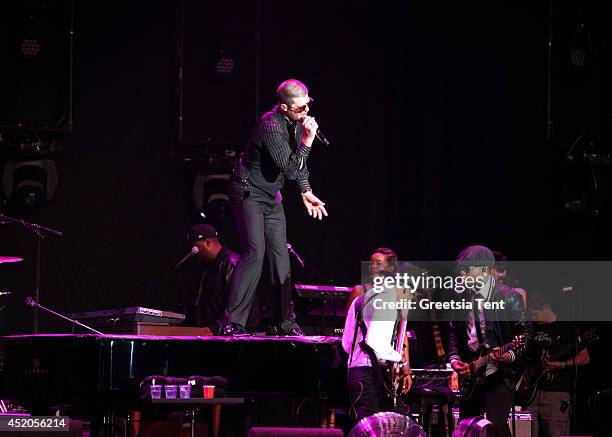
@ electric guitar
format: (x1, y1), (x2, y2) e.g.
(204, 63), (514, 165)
(383, 317), (409, 408)
(515, 327), (598, 407)
(459, 335), (525, 401)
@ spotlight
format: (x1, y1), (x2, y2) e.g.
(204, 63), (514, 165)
(191, 172), (239, 249)
(568, 23), (589, 69)
(192, 173), (230, 223)
(1, 160), (58, 212)
(349, 412), (425, 437)
(21, 38), (41, 58)
(215, 54), (235, 75)
(569, 47), (587, 68)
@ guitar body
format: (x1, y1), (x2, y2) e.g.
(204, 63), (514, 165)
(458, 351), (489, 401)
(458, 336), (525, 401)
(516, 327), (598, 407)
(381, 361), (400, 408)
(382, 318), (409, 409)
(515, 362), (550, 406)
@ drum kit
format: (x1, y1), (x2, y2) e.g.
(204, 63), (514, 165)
(1, 213), (62, 328)
(0, 256), (23, 299)
(0, 256), (22, 311)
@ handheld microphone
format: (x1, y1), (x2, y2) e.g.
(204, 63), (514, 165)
(315, 128), (330, 147)
(174, 246), (199, 270)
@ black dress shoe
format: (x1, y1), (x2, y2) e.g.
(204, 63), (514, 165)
(284, 326), (304, 336)
(280, 319), (304, 336)
(265, 324), (280, 336)
(218, 321), (248, 336)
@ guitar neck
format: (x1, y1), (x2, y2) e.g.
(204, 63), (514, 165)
(472, 340), (516, 370)
(395, 318), (407, 355)
(432, 324), (446, 357)
(426, 288), (446, 357)
(548, 330), (594, 361)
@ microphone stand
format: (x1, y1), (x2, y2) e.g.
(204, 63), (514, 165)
(173, 247), (198, 316)
(0, 213), (63, 334)
(569, 288), (582, 436)
(175, 274), (186, 316)
(25, 296), (103, 335)
(286, 243), (333, 284)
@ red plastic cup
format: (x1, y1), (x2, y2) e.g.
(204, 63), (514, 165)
(203, 385), (215, 399)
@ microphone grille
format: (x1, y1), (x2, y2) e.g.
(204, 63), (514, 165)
(191, 246), (200, 255)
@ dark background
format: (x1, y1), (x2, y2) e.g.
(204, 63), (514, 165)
(1, 0), (611, 430)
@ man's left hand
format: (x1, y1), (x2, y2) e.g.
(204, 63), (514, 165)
(301, 191), (328, 220)
(490, 347), (512, 363)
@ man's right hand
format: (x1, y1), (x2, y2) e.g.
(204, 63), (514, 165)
(451, 359), (470, 377)
(300, 116), (318, 147)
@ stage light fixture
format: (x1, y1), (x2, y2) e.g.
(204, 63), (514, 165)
(1, 160), (58, 212)
(192, 173), (231, 223)
(569, 47), (587, 68)
(213, 30), (234, 76)
(21, 38), (41, 57)
(215, 54), (235, 75)
(568, 23), (590, 69)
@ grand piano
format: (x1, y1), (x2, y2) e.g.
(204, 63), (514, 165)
(0, 334), (344, 429)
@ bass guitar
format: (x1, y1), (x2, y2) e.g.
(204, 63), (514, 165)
(383, 315), (409, 409)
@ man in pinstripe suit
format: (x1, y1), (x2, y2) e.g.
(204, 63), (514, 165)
(217, 79), (328, 336)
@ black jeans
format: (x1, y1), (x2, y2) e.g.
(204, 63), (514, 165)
(347, 366), (389, 421)
(224, 181), (295, 330)
(459, 371), (513, 437)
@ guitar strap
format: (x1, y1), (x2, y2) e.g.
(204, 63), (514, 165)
(471, 292), (487, 349)
(348, 289), (369, 366)
(350, 291), (395, 411)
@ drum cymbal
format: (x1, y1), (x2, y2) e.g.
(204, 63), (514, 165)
(0, 256), (23, 264)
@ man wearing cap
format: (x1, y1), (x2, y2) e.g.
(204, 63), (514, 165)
(187, 224), (240, 332)
(448, 244), (533, 436)
(219, 79), (328, 336)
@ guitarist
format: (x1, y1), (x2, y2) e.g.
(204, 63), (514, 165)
(447, 245), (533, 437)
(342, 259), (413, 421)
(526, 294), (590, 437)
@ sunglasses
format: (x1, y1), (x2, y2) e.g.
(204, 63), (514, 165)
(285, 97), (314, 114)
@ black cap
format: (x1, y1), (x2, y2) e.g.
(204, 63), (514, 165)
(187, 224), (218, 243)
(455, 245), (495, 268)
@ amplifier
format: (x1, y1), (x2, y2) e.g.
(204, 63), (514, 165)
(71, 307), (185, 326)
